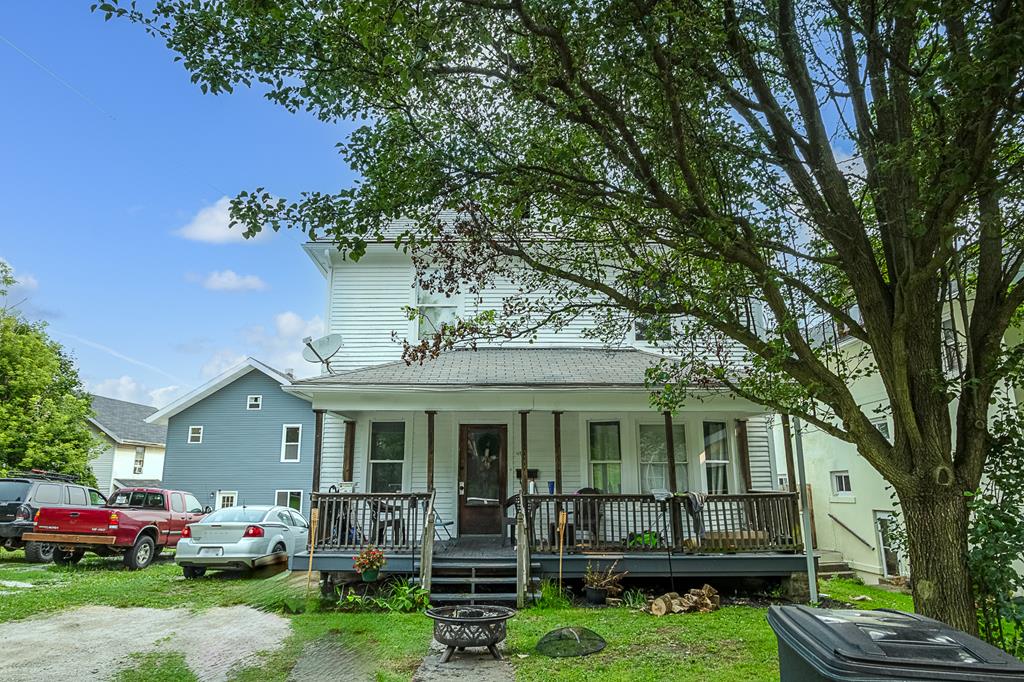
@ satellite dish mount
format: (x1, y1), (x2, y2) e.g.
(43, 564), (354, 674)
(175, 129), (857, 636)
(302, 333), (344, 374)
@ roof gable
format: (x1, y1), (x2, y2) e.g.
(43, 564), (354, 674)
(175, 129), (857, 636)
(145, 357), (297, 425)
(89, 395), (167, 446)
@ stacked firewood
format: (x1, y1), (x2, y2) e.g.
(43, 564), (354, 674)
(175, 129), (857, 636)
(647, 584), (720, 616)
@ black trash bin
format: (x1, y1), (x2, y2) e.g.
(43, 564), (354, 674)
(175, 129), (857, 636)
(767, 606), (1024, 681)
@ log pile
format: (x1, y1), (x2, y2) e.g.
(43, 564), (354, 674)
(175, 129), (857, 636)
(648, 584), (720, 616)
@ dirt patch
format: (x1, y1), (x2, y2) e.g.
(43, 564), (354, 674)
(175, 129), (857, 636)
(0, 605), (290, 682)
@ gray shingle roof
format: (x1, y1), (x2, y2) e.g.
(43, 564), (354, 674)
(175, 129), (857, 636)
(89, 395), (167, 446)
(294, 347), (675, 388)
(112, 478), (164, 489)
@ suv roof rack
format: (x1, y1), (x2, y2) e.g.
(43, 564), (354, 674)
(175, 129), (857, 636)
(5, 469), (81, 484)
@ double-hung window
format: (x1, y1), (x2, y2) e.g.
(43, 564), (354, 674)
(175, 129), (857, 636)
(247, 395), (262, 410)
(275, 490), (303, 512)
(280, 425), (302, 462)
(416, 287), (458, 340)
(369, 422), (406, 493)
(703, 421), (731, 494)
(638, 423), (687, 493)
(188, 426), (203, 444)
(133, 446), (145, 475)
(831, 470), (853, 496)
(588, 422), (622, 493)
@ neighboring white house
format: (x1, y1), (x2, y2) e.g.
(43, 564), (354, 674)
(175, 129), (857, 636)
(88, 394), (167, 495)
(773, 313), (1022, 584)
(286, 238), (783, 538)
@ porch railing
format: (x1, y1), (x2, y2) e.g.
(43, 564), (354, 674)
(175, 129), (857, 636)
(524, 492), (801, 554)
(310, 491), (426, 552)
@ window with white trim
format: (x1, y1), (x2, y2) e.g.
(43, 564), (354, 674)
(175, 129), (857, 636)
(247, 395), (262, 410)
(703, 421), (731, 494)
(188, 426), (203, 444)
(369, 422), (406, 493)
(216, 491), (237, 509)
(133, 446), (146, 475)
(870, 416), (891, 441)
(280, 424), (302, 462)
(831, 470), (853, 496)
(416, 286), (458, 340)
(638, 423), (686, 493)
(942, 318), (959, 373)
(778, 473), (790, 490)
(588, 421), (622, 493)
(275, 490), (302, 512)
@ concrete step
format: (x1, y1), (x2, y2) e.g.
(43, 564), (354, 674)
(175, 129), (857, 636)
(429, 576), (517, 585)
(429, 592), (536, 605)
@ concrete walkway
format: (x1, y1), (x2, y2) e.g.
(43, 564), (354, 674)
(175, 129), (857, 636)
(412, 639), (514, 682)
(287, 639), (373, 682)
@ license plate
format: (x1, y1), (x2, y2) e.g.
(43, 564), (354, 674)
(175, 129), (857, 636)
(198, 547), (223, 557)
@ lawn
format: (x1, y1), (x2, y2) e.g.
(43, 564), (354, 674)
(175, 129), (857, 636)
(0, 550), (910, 681)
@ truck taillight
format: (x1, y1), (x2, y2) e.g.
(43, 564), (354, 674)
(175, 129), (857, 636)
(243, 525), (265, 538)
(108, 512), (119, 528)
(181, 525), (191, 539)
(15, 505), (31, 522)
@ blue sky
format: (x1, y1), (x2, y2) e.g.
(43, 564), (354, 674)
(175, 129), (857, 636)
(0, 6), (360, 406)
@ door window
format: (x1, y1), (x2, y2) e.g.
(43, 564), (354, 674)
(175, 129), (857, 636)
(88, 489), (106, 505)
(464, 426), (503, 505)
(288, 510), (309, 529)
(170, 493), (184, 513)
(33, 483), (62, 504)
(66, 486), (88, 506)
(183, 494), (204, 513)
(216, 491), (237, 509)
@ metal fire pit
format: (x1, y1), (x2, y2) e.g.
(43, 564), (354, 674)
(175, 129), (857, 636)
(424, 605), (516, 662)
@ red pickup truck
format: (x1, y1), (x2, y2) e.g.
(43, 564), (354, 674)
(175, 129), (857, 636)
(24, 487), (208, 569)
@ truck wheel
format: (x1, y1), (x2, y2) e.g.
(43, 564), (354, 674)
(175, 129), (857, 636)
(24, 542), (55, 563)
(53, 549), (85, 566)
(124, 536), (156, 570)
(182, 565), (206, 579)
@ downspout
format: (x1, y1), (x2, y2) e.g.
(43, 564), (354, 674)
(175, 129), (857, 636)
(793, 417), (819, 602)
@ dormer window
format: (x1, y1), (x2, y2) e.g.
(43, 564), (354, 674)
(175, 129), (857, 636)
(416, 288), (458, 340)
(247, 395), (262, 410)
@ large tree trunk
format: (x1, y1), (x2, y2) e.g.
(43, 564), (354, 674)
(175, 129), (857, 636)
(899, 485), (976, 634)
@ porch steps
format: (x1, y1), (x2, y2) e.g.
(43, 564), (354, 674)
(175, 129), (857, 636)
(417, 558), (541, 605)
(818, 560), (857, 581)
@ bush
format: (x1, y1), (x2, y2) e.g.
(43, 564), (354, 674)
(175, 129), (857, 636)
(340, 577), (430, 613)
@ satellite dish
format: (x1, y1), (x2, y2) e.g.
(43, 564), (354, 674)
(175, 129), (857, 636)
(302, 334), (344, 368)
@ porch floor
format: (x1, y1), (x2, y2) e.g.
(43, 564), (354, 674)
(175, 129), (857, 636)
(434, 535), (514, 560)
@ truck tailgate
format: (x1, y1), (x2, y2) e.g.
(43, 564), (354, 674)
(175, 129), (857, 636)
(34, 507), (112, 535)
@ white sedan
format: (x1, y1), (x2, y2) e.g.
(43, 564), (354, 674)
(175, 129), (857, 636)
(175, 505), (308, 578)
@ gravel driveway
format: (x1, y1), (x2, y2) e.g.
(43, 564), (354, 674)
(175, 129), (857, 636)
(0, 605), (290, 681)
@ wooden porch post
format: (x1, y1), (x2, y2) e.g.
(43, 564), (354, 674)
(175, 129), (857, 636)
(425, 410), (437, 492)
(552, 411), (563, 494)
(312, 409), (325, 492)
(736, 418), (752, 492)
(343, 420), (356, 483)
(781, 415), (797, 493)
(519, 411), (530, 496)
(663, 411), (678, 493)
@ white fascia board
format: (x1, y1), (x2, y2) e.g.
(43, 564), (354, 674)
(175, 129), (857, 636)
(145, 358), (293, 425)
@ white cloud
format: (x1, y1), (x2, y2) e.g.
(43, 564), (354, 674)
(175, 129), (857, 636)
(200, 350), (248, 380)
(199, 311), (324, 380)
(87, 376), (184, 407)
(175, 196), (270, 244)
(196, 270), (268, 292)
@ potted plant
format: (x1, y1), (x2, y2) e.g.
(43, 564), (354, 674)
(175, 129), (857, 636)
(353, 546), (385, 582)
(583, 560), (628, 605)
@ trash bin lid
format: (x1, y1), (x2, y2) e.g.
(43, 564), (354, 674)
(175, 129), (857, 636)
(767, 606), (1024, 680)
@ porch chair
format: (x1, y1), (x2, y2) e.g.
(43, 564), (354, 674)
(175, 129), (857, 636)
(573, 487), (604, 547)
(422, 498), (455, 542)
(502, 494), (521, 547)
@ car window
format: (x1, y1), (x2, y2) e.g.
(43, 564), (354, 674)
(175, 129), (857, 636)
(276, 510), (293, 525)
(203, 507), (266, 523)
(183, 494), (204, 514)
(66, 486), (88, 506)
(145, 493), (165, 509)
(88, 489), (106, 505)
(170, 493), (184, 513)
(0, 481), (31, 502)
(110, 490), (149, 507)
(288, 510), (309, 529)
(32, 483), (62, 505)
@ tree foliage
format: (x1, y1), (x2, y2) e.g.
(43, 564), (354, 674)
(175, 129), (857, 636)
(105, 0), (1024, 630)
(0, 262), (98, 483)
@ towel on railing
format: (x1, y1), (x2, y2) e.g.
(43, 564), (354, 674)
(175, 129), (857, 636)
(683, 492), (708, 539)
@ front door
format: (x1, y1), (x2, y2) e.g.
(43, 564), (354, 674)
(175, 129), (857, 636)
(458, 424), (507, 535)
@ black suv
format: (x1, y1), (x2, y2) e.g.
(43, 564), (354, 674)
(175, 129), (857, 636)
(0, 471), (106, 563)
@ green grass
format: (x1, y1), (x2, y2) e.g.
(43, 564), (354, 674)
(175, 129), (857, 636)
(0, 549), (912, 681)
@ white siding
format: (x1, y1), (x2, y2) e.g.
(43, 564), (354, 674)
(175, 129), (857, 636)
(319, 414), (346, 490)
(745, 416), (776, 491)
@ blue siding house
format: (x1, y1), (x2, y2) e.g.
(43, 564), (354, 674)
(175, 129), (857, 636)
(147, 358), (317, 514)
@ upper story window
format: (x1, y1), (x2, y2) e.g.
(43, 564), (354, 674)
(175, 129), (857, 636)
(703, 421), (731, 494)
(133, 446), (146, 475)
(416, 287), (458, 340)
(635, 317), (672, 343)
(871, 416), (891, 441)
(281, 425), (302, 462)
(777, 473), (790, 490)
(188, 426), (203, 444)
(831, 470), (853, 496)
(247, 395), (263, 410)
(369, 422), (406, 492)
(588, 421), (622, 493)
(638, 423), (686, 493)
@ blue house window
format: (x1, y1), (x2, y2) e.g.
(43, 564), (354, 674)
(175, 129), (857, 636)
(281, 424), (302, 462)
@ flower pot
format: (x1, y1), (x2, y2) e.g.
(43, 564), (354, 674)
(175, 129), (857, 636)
(585, 586), (608, 605)
(361, 569), (380, 583)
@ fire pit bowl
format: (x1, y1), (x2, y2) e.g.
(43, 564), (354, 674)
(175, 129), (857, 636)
(424, 605), (516, 662)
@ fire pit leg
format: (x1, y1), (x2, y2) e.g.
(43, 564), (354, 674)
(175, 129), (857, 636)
(487, 644), (503, 661)
(440, 646), (457, 664)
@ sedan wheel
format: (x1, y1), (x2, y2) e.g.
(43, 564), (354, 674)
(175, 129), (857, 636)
(182, 565), (206, 579)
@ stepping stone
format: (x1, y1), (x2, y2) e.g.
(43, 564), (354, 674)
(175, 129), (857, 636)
(412, 639), (514, 682)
